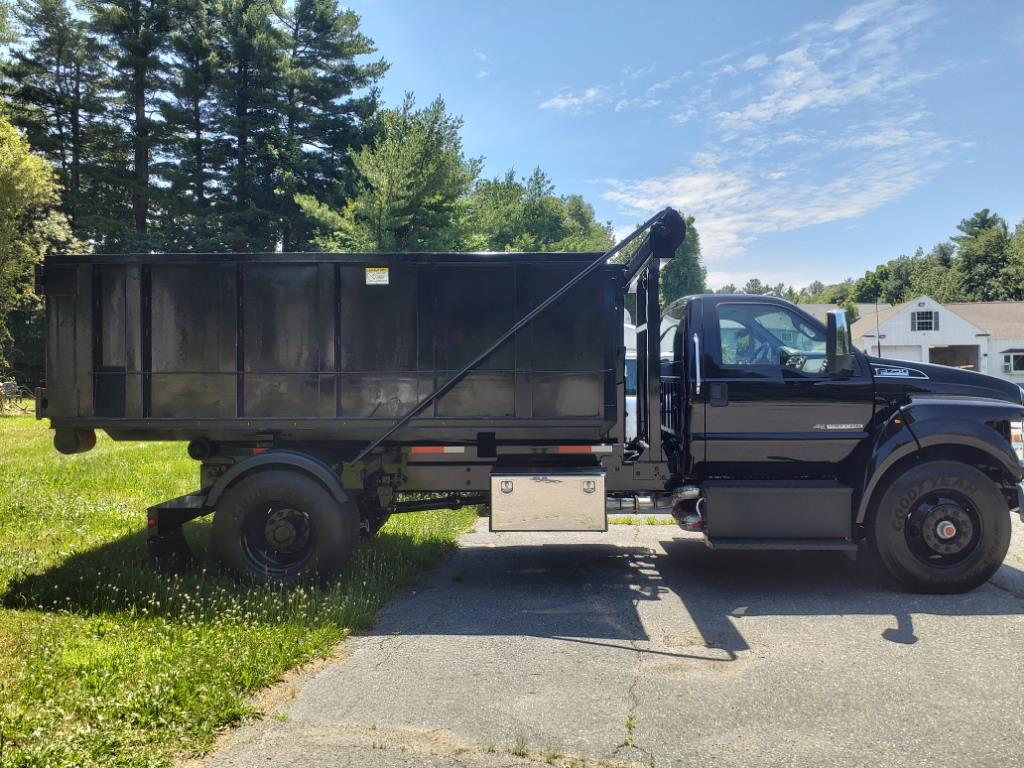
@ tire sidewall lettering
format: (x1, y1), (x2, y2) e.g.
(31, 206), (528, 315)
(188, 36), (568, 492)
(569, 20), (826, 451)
(889, 474), (978, 532)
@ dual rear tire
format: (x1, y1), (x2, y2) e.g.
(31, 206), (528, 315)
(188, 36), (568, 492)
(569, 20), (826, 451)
(869, 460), (1012, 593)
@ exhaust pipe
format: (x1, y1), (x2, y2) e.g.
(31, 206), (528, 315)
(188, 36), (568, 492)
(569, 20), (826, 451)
(672, 494), (704, 532)
(606, 485), (703, 518)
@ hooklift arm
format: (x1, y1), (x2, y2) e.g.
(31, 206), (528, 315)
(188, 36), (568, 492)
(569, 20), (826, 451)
(348, 207), (687, 466)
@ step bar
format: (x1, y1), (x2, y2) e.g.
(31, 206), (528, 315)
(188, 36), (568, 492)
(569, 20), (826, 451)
(706, 538), (857, 552)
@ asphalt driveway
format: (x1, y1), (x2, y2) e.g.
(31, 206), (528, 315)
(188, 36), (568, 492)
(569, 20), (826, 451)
(205, 519), (1024, 768)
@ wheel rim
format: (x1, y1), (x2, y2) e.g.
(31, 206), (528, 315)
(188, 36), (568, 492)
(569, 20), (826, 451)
(904, 491), (982, 568)
(240, 502), (314, 577)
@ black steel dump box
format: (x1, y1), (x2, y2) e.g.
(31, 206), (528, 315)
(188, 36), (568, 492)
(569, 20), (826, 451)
(38, 251), (624, 446)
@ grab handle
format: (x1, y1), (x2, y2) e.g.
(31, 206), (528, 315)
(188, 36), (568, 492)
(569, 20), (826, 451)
(693, 333), (702, 395)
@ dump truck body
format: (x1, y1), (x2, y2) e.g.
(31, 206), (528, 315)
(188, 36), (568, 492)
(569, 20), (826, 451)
(39, 251), (623, 445)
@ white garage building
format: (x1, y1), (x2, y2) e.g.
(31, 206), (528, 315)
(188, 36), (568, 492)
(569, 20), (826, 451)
(851, 295), (1024, 383)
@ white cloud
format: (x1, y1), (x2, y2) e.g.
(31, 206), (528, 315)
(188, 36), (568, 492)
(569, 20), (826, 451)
(622, 64), (656, 80)
(833, 0), (897, 32)
(473, 49), (488, 62)
(546, 0), (965, 280)
(476, 70), (490, 80)
(714, 2), (937, 131)
(669, 107), (696, 126)
(741, 53), (770, 70)
(537, 70), (691, 117)
(538, 86), (605, 112)
(648, 73), (690, 92)
(604, 125), (952, 262)
(615, 97), (662, 112)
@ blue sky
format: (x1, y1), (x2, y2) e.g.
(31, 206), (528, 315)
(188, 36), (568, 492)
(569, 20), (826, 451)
(348, 0), (1024, 289)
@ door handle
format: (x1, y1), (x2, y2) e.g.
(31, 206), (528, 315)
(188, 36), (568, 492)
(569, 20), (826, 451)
(710, 382), (728, 407)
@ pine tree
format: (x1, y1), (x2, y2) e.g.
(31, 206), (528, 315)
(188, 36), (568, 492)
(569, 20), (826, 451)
(88, 0), (172, 242)
(2, 0), (106, 231)
(156, 0), (218, 249)
(298, 94), (479, 252)
(278, 0), (386, 250)
(213, 0), (286, 250)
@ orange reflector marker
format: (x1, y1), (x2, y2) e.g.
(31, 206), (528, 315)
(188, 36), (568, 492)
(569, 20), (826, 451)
(252, 447), (268, 454)
(410, 446), (466, 454)
(558, 445), (613, 454)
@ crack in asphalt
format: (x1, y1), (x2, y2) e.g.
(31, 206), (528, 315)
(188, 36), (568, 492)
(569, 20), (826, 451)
(610, 529), (658, 768)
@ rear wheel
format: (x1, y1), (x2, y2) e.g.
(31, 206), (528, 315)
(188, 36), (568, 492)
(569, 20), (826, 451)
(869, 460), (1011, 593)
(212, 470), (359, 585)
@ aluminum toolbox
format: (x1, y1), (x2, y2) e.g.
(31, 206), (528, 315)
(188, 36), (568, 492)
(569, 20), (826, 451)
(490, 469), (607, 532)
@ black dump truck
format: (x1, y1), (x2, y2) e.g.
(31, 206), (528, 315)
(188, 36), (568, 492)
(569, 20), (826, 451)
(36, 208), (1024, 592)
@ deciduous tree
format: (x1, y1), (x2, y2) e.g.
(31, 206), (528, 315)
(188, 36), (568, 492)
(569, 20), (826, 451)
(2, 0), (108, 233)
(955, 211), (1010, 301)
(464, 167), (612, 253)
(0, 116), (84, 369)
(660, 213), (705, 306)
(0, 0), (13, 43)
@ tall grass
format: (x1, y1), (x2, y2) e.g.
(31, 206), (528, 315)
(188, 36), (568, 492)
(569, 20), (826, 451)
(0, 414), (476, 767)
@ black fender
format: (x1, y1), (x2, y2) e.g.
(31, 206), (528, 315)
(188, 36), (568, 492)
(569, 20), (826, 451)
(205, 450), (349, 508)
(856, 397), (1024, 523)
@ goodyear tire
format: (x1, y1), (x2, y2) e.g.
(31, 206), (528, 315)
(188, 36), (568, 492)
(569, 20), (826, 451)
(869, 460), (1010, 593)
(212, 470), (359, 585)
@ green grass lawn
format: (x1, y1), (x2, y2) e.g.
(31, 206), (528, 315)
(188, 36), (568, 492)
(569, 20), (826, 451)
(0, 413), (477, 767)
(608, 514), (677, 526)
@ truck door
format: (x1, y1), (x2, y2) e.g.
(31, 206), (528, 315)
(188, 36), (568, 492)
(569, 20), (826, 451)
(700, 299), (873, 479)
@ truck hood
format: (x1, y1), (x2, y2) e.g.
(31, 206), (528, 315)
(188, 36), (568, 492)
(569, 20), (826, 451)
(868, 355), (1024, 404)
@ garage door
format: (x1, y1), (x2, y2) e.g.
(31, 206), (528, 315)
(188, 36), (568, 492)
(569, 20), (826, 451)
(879, 345), (922, 362)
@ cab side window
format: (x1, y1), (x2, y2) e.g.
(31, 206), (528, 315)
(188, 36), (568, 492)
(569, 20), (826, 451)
(717, 304), (827, 373)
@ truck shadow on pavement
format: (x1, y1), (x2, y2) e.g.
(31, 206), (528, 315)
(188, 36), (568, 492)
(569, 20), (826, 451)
(6, 528), (1022, 661)
(382, 534), (1024, 658)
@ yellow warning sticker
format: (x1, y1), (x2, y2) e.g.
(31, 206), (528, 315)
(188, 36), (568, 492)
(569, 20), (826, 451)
(365, 267), (389, 285)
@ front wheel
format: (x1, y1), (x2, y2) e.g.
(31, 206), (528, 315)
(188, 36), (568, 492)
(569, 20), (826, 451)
(869, 460), (1011, 593)
(212, 470), (359, 585)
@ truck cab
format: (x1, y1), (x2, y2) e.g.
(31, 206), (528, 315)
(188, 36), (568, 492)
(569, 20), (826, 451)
(652, 292), (1024, 592)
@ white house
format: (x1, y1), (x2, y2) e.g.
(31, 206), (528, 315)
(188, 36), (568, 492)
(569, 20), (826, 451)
(800, 303), (892, 325)
(852, 295), (1024, 383)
